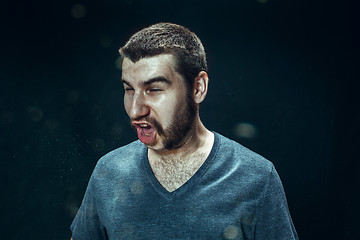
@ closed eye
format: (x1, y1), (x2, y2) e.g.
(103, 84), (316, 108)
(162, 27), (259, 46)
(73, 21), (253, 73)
(149, 88), (163, 92)
(121, 79), (134, 92)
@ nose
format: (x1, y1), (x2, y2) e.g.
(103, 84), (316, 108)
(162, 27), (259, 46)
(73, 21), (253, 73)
(128, 92), (150, 120)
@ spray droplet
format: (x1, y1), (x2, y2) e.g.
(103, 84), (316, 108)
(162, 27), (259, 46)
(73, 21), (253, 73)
(71, 4), (87, 19)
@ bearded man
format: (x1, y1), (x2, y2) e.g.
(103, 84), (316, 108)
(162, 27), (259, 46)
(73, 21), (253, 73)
(70, 23), (298, 240)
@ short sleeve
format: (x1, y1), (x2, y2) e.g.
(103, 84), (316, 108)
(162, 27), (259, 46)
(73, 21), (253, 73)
(255, 165), (299, 239)
(70, 175), (108, 240)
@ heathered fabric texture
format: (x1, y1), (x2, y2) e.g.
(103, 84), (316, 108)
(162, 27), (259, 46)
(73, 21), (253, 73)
(71, 132), (298, 239)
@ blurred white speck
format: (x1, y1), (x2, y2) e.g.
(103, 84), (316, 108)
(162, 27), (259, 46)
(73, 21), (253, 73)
(115, 56), (123, 70)
(223, 225), (239, 239)
(71, 4), (87, 19)
(67, 203), (79, 217)
(100, 34), (112, 48)
(65, 196), (80, 217)
(27, 106), (43, 122)
(115, 188), (128, 202)
(130, 181), (143, 195)
(234, 122), (258, 139)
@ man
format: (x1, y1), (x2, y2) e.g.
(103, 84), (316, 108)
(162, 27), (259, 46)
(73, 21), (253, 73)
(70, 23), (298, 239)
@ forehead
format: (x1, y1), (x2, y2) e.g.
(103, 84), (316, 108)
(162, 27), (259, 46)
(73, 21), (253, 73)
(121, 54), (178, 82)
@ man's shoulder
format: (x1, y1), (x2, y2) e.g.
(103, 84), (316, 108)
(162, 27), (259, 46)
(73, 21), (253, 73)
(93, 140), (145, 174)
(214, 132), (274, 173)
(102, 139), (144, 160)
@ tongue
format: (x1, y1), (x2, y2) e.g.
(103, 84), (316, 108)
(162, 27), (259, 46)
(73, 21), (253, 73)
(137, 126), (156, 145)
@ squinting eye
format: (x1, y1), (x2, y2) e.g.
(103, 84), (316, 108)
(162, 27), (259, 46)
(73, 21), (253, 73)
(148, 88), (163, 93)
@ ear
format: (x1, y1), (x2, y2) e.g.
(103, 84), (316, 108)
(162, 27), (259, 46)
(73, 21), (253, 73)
(193, 71), (209, 104)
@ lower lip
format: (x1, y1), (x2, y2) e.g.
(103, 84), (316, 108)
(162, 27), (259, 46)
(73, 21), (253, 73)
(136, 126), (156, 145)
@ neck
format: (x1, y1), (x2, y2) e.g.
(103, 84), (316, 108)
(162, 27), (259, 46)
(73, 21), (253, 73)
(147, 117), (214, 192)
(148, 117), (213, 160)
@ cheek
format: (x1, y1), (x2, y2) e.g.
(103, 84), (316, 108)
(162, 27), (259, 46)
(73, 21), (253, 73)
(159, 96), (183, 126)
(123, 96), (131, 115)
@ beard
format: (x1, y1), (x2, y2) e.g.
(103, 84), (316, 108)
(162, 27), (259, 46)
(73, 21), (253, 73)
(158, 93), (197, 150)
(133, 91), (197, 150)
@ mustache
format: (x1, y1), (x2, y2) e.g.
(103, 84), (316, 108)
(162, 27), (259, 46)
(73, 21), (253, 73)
(130, 117), (165, 135)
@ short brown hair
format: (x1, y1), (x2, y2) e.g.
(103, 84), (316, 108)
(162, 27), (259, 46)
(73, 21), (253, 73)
(119, 23), (207, 89)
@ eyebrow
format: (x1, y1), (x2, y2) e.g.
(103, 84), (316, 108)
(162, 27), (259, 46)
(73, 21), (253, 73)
(121, 77), (172, 87)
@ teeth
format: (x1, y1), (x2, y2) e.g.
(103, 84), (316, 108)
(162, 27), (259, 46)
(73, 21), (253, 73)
(140, 124), (149, 127)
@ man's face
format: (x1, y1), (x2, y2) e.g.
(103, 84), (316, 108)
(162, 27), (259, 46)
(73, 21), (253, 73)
(121, 54), (197, 152)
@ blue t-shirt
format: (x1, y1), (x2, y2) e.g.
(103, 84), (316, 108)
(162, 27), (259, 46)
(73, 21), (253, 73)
(71, 132), (298, 239)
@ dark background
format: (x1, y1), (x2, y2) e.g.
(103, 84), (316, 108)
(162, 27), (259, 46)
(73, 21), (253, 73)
(1, 0), (359, 239)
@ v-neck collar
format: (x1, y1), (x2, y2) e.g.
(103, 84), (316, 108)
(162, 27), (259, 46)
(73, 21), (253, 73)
(141, 132), (220, 200)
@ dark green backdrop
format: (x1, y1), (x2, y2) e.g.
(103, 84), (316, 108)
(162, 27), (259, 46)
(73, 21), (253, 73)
(1, 0), (359, 239)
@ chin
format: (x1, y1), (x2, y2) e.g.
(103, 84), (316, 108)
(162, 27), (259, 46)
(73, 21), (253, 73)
(144, 140), (163, 151)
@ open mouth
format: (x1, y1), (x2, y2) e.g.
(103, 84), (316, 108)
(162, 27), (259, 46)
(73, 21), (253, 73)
(132, 121), (156, 144)
(139, 123), (153, 136)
